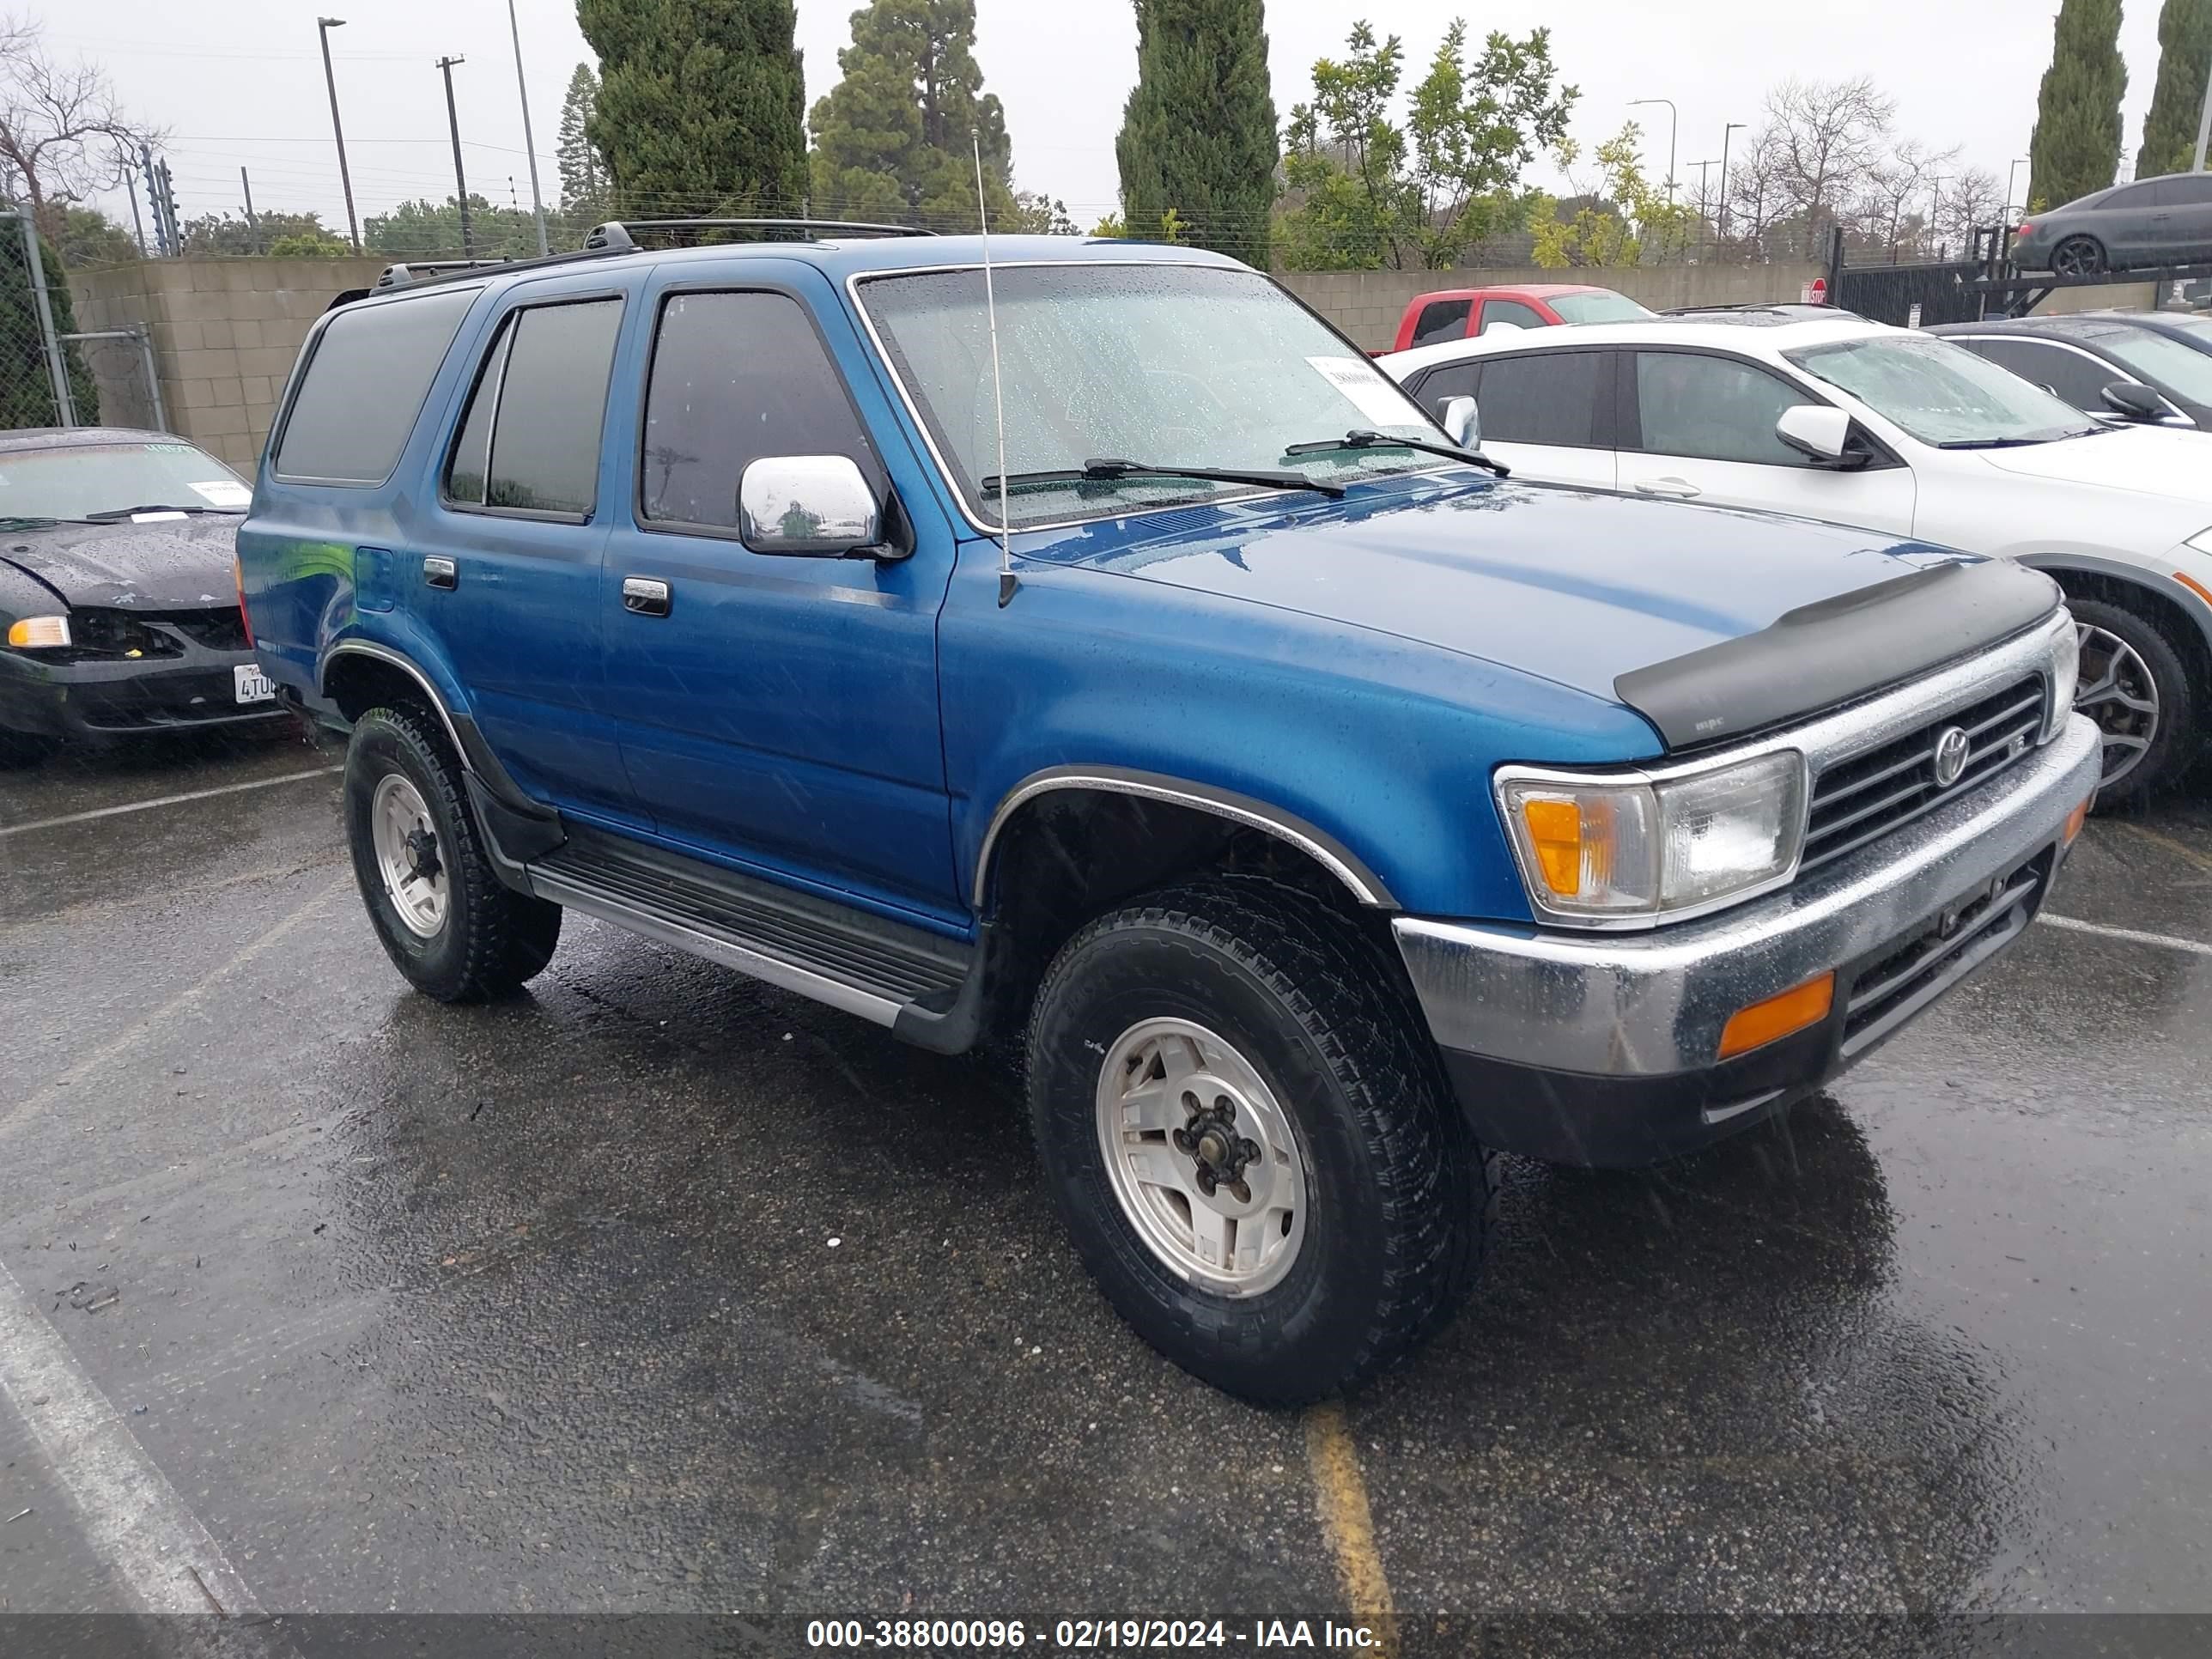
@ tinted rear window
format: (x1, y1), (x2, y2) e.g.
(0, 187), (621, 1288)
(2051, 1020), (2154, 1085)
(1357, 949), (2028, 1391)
(1408, 299), (1471, 347)
(1475, 351), (1603, 446)
(274, 288), (477, 484)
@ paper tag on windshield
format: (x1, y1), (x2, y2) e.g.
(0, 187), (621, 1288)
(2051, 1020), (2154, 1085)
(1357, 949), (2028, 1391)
(131, 511), (189, 524)
(1305, 356), (1423, 427)
(191, 479), (252, 507)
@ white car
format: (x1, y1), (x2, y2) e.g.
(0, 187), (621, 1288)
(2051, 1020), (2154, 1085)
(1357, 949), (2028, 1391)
(1382, 311), (2212, 799)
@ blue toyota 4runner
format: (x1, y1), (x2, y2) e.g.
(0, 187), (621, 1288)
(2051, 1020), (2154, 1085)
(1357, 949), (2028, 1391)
(239, 223), (2100, 1402)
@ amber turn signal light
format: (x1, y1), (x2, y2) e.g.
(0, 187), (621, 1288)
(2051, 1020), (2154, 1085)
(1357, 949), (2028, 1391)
(2063, 797), (2089, 845)
(1717, 971), (1836, 1060)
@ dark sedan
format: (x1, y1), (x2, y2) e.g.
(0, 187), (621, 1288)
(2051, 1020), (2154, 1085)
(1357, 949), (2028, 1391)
(1, 428), (283, 767)
(2014, 172), (2212, 276)
(1932, 313), (2212, 432)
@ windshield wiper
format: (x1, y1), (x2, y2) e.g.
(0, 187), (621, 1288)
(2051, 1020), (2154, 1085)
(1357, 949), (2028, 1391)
(979, 457), (1346, 500)
(0, 515), (61, 532)
(1282, 428), (1510, 478)
(81, 502), (225, 522)
(1935, 430), (2101, 450)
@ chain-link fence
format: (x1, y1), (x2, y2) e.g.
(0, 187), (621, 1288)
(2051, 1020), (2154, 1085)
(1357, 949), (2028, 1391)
(58, 325), (166, 433)
(3, 205), (100, 430)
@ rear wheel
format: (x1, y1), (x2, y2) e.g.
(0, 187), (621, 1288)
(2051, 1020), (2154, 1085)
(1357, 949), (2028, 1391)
(1026, 875), (1492, 1404)
(2050, 235), (2106, 277)
(2069, 597), (2197, 805)
(344, 702), (562, 1000)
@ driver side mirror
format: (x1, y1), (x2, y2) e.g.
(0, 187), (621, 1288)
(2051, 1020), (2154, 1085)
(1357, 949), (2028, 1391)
(1775, 404), (1856, 467)
(1438, 395), (1480, 449)
(2099, 380), (2168, 422)
(738, 455), (886, 557)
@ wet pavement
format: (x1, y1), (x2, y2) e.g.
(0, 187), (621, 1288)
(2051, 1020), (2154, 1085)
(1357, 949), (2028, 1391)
(2, 725), (2209, 1656)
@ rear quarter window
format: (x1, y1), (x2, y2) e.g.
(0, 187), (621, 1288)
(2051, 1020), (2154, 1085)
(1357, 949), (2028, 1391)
(273, 287), (478, 485)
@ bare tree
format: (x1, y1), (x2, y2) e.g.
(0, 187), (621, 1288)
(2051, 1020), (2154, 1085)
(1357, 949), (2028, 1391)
(1852, 137), (1959, 259)
(1934, 165), (2007, 258)
(1725, 76), (1898, 258)
(0, 16), (157, 240)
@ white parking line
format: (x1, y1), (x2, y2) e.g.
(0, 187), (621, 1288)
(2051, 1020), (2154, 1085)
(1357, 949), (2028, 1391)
(0, 1255), (271, 1623)
(0, 764), (343, 839)
(2040, 913), (2212, 957)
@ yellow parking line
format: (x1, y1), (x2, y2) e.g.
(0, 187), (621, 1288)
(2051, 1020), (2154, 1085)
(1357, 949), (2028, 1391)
(1303, 1401), (1398, 1657)
(2120, 822), (2212, 878)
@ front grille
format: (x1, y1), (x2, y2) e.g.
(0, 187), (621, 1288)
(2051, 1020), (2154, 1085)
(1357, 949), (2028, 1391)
(1802, 676), (2044, 873)
(161, 608), (251, 651)
(1839, 851), (2049, 1056)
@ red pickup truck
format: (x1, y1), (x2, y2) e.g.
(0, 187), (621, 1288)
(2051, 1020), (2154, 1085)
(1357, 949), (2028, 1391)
(1389, 283), (1651, 352)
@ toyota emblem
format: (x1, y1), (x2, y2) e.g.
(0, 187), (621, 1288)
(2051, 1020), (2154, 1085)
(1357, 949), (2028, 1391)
(1932, 725), (1970, 788)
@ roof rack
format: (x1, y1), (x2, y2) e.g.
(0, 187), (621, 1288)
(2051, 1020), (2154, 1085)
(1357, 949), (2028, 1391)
(373, 247), (614, 291)
(584, 217), (939, 251)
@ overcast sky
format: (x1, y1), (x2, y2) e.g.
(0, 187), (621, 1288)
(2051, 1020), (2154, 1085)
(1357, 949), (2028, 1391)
(28, 0), (2176, 244)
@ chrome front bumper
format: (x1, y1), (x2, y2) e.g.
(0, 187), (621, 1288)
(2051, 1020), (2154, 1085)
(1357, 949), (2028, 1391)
(1394, 714), (2100, 1157)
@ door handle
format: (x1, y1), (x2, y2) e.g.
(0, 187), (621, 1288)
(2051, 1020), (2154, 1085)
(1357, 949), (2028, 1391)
(1633, 477), (1701, 499)
(422, 556), (457, 590)
(622, 576), (671, 617)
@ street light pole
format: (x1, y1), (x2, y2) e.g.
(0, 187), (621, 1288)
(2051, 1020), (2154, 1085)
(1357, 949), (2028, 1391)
(317, 17), (359, 252)
(2006, 156), (2029, 216)
(1688, 159), (1719, 228)
(505, 0), (550, 255)
(1630, 98), (1679, 201)
(1719, 122), (1747, 240)
(437, 55), (474, 259)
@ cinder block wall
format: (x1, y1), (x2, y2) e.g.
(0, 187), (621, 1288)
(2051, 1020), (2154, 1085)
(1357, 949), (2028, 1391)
(70, 258), (386, 470)
(1279, 264), (1830, 351)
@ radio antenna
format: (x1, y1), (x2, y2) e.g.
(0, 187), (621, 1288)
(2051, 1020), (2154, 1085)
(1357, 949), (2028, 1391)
(974, 133), (1017, 607)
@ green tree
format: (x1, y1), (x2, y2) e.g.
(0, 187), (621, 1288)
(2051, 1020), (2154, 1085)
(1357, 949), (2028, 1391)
(53, 204), (137, 266)
(1278, 18), (1574, 270)
(556, 62), (611, 228)
(365, 196), (544, 259)
(1, 220), (97, 426)
(264, 228), (353, 258)
(2136, 0), (2212, 178)
(576, 0), (809, 217)
(2028, 0), (2126, 211)
(179, 209), (341, 257)
(807, 0), (1016, 227)
(1115, 0), (1278, 264)
(1528, 123), (1696, 268)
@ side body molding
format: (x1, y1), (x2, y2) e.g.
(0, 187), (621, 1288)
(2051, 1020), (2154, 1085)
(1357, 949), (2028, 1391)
(971, 764), (1398, 912)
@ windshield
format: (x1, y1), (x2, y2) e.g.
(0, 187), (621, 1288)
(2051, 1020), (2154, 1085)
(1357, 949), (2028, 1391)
(2091, 327), (2212, 406)
(857, 263), (1445, 529)
(1786, 333), (2101, 447)
(0, 441), (250, 521)
(1548, 290), (1653, 325)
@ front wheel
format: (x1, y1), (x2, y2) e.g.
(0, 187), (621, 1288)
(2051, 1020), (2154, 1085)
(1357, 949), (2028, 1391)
(2069, 597), (2197, 806)
(1026, 876), (1492, 1404)
(344, 703), (562, 1000)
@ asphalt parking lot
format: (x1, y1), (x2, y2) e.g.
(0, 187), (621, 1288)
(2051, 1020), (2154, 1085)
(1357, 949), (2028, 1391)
(3, 725), (2209, 1657)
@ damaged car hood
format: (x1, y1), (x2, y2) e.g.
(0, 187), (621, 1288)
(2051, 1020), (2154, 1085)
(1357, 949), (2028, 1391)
(0, 514), (243, 611)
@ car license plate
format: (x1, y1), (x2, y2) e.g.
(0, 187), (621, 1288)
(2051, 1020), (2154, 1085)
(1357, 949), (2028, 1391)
(234, 663), (276, 704)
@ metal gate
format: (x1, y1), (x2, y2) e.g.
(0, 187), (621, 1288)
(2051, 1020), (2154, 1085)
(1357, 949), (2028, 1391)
(59, 325), (169, 433)
(1829, 259), (1987, 327)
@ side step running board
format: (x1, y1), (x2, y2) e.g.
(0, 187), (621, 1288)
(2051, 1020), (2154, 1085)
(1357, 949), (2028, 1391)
(524, 827), (983, 1048)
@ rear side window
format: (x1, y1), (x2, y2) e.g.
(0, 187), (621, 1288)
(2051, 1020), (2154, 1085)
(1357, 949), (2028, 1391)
(445, 297), (623, 519)
(275, 287), (477, 484)
(1474, 351), (1602, 447)
(640, 290), (880, 532)
(2152, 175), (2212, 208)
(1408, 299), (1471, 348)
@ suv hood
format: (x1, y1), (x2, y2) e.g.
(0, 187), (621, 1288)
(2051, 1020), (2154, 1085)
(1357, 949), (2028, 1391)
(0, 515), (242, 610)
(1030, 474), (2056, 746)
(1976, 424), (2212, 500)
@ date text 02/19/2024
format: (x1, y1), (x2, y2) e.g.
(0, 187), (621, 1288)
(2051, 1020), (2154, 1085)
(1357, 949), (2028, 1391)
(803, 1617), (1380, 1649)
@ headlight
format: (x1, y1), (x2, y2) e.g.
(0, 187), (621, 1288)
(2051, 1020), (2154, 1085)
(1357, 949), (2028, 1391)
(6, 615), (70, 649)
(2045, 612), (2080, 737)
(1498, 750), (1808, 927)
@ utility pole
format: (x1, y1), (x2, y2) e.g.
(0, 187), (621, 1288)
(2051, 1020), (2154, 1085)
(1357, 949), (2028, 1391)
(1629, 97), (1679, 201)
(1688, 159), (1719, 230)
(157, 161), (180, 256)
(437, 55), (474, 259)
(505, 0), (551, 255)
(140, 143), (167, 255)
(1719, 122), (1747, 240)
(318, 18), (361, 252)
(123, 162), (148, 256)
(241, 167), (260, 252)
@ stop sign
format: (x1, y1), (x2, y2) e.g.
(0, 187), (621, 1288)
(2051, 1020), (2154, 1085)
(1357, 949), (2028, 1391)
(1801, 276), (1830, 305)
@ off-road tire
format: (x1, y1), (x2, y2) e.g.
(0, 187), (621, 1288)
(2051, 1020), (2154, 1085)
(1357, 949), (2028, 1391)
(2069, 597), (2197, 808)
(1026, 873), (1493, 1404)
(344, 702), (562, 1000)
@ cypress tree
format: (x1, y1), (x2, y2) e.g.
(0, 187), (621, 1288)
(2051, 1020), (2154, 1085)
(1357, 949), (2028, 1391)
(1115, 0), (1279, 263)
(2136, 0), (2212, 178)
(575, 0), (808, 217)
(0, 224), (97, 429)
(2027, 0), (2127, 210)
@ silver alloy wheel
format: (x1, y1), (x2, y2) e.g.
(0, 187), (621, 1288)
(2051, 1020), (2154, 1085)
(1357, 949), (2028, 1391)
(369, 772), (450, 939)
(1094, 1017), (1309, 1297)
(2075, 623), (2160, 787)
